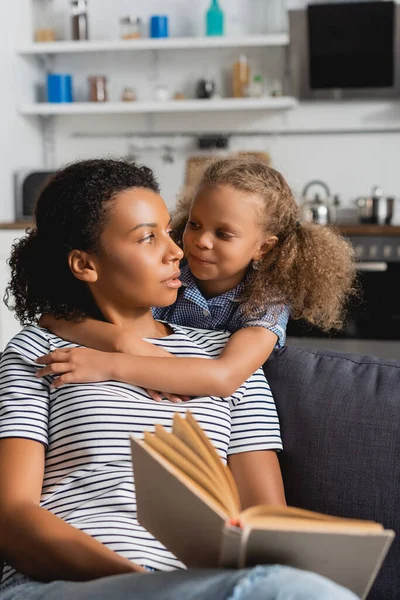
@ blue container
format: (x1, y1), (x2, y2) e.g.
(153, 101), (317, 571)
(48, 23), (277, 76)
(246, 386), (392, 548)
(47, 73), (73, 103)
(150, 15), (169, 38)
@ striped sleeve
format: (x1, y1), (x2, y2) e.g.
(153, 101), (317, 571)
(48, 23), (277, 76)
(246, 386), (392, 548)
(227, 367), (283, 455)
(0, 330), (51, 446)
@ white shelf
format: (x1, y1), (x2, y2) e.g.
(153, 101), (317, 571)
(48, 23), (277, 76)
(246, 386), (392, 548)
(18, 34), (289, 55)
(19, 97), (298, 116)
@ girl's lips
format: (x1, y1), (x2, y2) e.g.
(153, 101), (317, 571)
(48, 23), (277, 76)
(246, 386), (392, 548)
(189, 254), (214, 265)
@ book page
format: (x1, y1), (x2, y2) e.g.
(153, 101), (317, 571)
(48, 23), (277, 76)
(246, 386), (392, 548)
(240, 504), (383, 532)
(152, 423), (238, 515)
(144, 431), (233, 515)
(182, 412), (241, 510)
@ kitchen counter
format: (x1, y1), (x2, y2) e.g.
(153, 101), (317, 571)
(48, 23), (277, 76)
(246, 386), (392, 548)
(336, 224), (400, 236)
(0, 222), (32, 230)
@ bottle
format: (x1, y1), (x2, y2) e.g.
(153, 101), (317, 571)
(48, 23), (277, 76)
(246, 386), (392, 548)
(88, 76), (108, 102)
(206, 0), (224, 36)
(71, 0), (89, 41)
(232, 55), (250, 98)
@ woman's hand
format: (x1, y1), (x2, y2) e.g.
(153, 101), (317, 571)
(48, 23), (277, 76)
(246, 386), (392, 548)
(35, 348), (190, 403)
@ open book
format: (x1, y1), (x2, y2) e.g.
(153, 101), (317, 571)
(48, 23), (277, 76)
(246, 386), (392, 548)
(130, 412), (394, 599)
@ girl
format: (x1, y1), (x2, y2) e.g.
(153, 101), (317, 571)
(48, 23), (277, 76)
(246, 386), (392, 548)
(39, 156), (357, 402)
(0, 158), (356, 600)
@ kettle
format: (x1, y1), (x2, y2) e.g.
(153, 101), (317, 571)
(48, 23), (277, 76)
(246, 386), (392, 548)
(300, 180), (333, 225)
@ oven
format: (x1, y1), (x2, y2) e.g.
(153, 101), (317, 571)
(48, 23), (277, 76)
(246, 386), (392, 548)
(286, 233), (400, 360)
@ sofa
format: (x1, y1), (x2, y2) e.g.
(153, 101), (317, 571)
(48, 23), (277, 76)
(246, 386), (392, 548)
(264, 345), (400, 600)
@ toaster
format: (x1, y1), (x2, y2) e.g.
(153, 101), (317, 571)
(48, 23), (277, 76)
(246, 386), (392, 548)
(14, 169), (55, 221)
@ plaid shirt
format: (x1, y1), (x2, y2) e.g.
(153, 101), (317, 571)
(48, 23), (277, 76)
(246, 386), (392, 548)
(153, 263), (289, 348)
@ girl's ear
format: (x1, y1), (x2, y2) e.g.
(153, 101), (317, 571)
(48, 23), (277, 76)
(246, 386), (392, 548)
(68, 249), (98, 283)
(253, 235), (278, 261)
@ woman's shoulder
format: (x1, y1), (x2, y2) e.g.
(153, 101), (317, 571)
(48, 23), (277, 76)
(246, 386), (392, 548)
(3, 325), (69, 361)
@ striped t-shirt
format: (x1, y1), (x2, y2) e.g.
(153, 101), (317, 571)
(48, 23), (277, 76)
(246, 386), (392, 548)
(0, 323), (282, 589)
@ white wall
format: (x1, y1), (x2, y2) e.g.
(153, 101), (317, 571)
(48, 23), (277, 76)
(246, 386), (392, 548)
(0, 0), (42, 221)
(2, 0), (400, 221)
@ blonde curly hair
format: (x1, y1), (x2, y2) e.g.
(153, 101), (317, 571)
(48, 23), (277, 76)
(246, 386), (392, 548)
(172, 156), (358, 331)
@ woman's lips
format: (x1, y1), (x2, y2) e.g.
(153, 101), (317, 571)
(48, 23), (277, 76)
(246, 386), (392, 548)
(189, 254), (214, 265)
(161, 270), (182, 289)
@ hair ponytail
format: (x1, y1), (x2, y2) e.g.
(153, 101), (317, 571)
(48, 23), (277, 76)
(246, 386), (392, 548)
(240, 222), (358, 331)
(4, 229), (48, 325)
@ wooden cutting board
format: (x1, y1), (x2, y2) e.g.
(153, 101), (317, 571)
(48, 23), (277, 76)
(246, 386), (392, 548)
(184, 151), (271, 190)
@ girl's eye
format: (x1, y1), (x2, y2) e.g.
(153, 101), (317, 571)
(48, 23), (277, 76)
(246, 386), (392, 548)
(217, 231), (233, 240)
(139, 233), (155, 244)
(187, 221), (200, 230)
(167, 229), (174, 237)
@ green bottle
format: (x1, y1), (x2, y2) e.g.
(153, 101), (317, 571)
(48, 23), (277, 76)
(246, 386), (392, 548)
(206, 0), (224, 36)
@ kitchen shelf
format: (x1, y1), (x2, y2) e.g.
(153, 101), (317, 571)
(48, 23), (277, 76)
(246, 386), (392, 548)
(17, 34), (289, 55)
(19, 97), (298, 116)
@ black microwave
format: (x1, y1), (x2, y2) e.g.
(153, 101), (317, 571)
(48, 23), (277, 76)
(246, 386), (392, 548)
(288, 2), (400, 100)
(14, 170), (55, 221)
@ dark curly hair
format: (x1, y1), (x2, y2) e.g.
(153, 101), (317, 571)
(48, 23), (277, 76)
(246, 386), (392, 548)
(172, 156), (358, 331)
(4, 158), (160, 325)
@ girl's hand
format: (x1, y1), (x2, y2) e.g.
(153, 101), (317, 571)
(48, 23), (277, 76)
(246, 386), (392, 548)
(35, 348), (192, 402)
(35, 347), (117, 388)
(146, 389), (191, 404)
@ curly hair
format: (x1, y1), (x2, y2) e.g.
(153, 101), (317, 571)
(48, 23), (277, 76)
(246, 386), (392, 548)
(172, 156), (358, 331)
(4, 158), (160, 325)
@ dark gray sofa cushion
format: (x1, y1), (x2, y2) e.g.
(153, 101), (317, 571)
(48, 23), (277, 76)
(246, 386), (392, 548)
(264, 346), (400, 600)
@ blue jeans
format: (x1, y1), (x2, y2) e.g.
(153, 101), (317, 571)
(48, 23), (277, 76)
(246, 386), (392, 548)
(0, 566), (358, 600)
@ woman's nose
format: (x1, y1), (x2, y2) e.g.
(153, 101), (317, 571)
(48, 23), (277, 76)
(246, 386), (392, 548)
(166, 236), (184, 262)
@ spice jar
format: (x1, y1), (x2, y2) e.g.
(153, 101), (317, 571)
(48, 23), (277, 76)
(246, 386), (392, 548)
(88, 76), (108, 102)
(34, 0), (56, 42)
(120, 16), (142, 40)
(71, 0), (89, 41)
(121, 87), (137, 102)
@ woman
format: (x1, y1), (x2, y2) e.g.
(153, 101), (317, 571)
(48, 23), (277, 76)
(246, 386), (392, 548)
(0, 159), (357, 600)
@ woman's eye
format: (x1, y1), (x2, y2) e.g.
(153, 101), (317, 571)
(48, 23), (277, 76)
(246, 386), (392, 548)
(139, 233), (155, 244)
(167, 229), (174, 237)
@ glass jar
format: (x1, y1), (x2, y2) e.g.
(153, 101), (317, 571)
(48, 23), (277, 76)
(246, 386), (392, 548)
(120, 16), (142, 40)
(88, 76), (108, 102)
(121, 87), (137, 102)
(34, 0), (56, 42)
(246, 74), (265, 98)
(71, 0), (89, 41)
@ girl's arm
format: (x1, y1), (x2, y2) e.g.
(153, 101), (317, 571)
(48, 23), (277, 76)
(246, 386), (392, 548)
(39, 315), (172, 359)
(37, 327), (277, 397)
(0, 438), (146, 582)
(228, 450), (286, 508)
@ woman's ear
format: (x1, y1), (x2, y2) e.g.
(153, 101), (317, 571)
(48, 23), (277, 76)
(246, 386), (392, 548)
(253, 235), (278, 261)
(68, 250), (98, 283)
